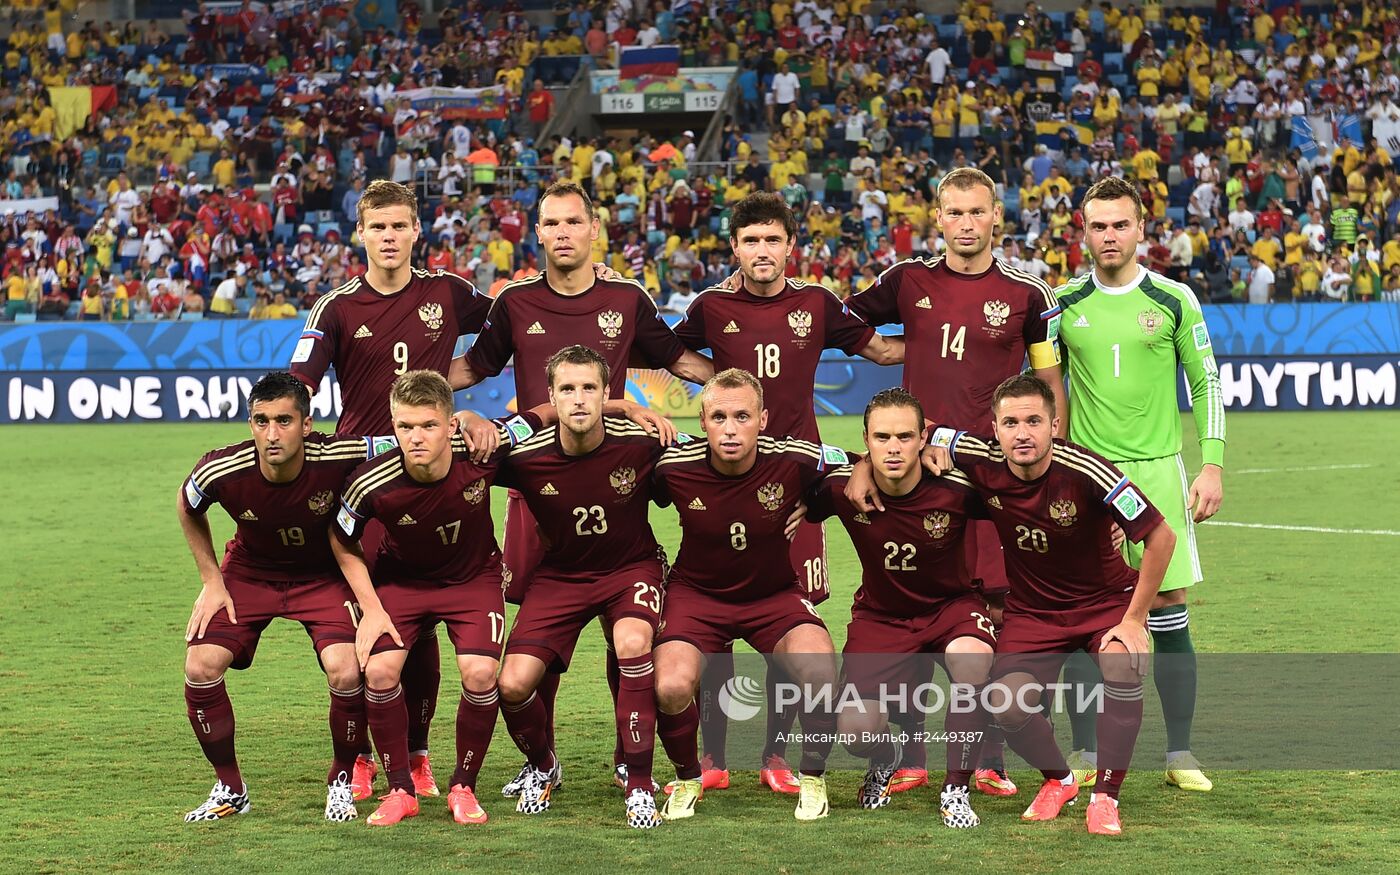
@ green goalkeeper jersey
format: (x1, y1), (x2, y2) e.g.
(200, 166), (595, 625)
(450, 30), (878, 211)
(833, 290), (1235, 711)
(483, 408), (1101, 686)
(1054, 266), (1226, 467)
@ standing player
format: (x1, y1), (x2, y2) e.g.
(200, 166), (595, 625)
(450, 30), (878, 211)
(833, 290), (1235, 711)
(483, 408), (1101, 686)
(673, 192), (903, 793)
(844, 167), (1065, 795)
(651, 368), (848, 823)
(289, 179), (496, 801)
(449, 180), (713, 794)
(330, 371), (539, 827)
(806, 388), (995, 827)
(1053, 176), (1225, 792)
(928, 374), (1176, 835)
(179, 373), (380, 823)
(493, 345), (670, 829)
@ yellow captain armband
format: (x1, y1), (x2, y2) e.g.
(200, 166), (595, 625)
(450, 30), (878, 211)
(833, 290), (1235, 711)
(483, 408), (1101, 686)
(1028, 340), (1061, 370)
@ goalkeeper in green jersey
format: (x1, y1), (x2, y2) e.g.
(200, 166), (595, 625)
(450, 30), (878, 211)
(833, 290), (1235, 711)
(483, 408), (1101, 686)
(1052, 177), (1225, 794)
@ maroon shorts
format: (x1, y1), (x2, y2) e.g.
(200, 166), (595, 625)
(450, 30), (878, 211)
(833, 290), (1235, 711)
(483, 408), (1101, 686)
(841, 594), (997, 696)
(502, 490), (545, 604)
(965, 519), (1010, 597)
(789, 519), (830, 605)
(192, 573), (358, 670)
(370, 567), (506, 659)
(657, 584), (826, 655)
(504, 560), (666, 673)
(991, 594), (1134, 687)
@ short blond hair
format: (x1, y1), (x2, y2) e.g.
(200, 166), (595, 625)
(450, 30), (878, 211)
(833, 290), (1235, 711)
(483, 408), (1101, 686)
(935, 167), (999, 209)
(700, 367), (764, 412)
(390, 369), (454, 417)
(357, 179), (419, 227)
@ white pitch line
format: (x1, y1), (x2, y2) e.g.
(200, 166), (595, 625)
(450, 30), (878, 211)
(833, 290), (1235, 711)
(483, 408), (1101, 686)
(1204, 521), (1400, 537)
(1232, 463), (1377, 475)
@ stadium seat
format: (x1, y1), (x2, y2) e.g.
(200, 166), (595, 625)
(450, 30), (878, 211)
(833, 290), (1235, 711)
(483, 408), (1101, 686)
(318, 222), (342, 238)
(274, 223), (294, 244)
(227, 106), (247, 121)
(235, 297), (254, 315)
(187, 152), (211, 177)
(13, 312), (36, 324)
(179, 311), (205, 321)
(1103, 52), (1124, 74)
(1166, 206), (1187, 226)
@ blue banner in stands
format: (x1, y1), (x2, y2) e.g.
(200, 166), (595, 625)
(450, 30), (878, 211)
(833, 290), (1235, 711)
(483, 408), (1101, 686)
(2, 304), (1397, 422)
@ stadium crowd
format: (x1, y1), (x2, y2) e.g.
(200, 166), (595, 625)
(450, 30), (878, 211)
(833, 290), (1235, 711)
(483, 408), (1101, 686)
(2, 0), (1400, 322)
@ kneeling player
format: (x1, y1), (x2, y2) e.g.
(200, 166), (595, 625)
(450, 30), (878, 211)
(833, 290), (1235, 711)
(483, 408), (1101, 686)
(807, 388), (995, 827)
(332, 371), (538, 827)
(493, 346), (668, 829)
(179, 372), (381, 823)
(651, 368), (847, 822)
(928, 374), (1175, 835)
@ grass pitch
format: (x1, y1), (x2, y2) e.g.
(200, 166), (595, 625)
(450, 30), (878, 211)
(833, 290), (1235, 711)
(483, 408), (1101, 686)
(2, 412), (1398, 874)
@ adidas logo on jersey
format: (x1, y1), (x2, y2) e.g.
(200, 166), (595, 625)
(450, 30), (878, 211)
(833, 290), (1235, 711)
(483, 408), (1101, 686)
(397, 514), (417, 525)
(239, 509), (258, 521)
(353, 324), (373, 339)
(915, 296), (932, 310)
(722, 320), (740, 333)
(688, 497), (707, 510)
(540, 483), (558, 496)
(987, 497), (1003, 509)
(853, 512), (871, 525)
(527, 321), (546, 335)
(1073, 315), (1090, 328)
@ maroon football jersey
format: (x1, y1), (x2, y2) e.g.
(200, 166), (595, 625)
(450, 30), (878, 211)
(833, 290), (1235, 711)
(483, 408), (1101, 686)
(181, 433), (376, 581)
(807, 466), (983, 616)
(497, 417), (666, 581)
(654, 436), (850, 600)
(334, 417), (536, 586)
(675, 279), (875, 442)
(847, 256), (1060, 430)
(464, 274), (687, 410)
(941, 431), (1165, 614)
(290, 268), (491, 435)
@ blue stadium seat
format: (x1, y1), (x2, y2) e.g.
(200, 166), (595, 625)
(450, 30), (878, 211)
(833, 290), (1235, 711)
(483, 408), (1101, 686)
(102, 153), (126, 172)
(180, 310), (205, 321)
(317, 222), (342, 238)
(260, 84), (278, 98)
(1103, 52), (1124, 74)
(1166, 206), (1187, 226)
(1108, 73), (1129, 90)
(65, 300), (81, 319)
(235, 296), (254, 315)
(227, 106), (247, 121)
(13, 312), (36, 324)
(188, 152), (211, 177)
(274, 223), (294, 244)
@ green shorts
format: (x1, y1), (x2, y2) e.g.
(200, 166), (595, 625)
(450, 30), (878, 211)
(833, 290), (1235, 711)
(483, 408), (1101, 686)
(1114, 455), (1202, 592)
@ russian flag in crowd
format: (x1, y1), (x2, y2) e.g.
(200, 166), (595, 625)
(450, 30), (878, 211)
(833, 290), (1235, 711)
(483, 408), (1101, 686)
(620, 45), (681, 78)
